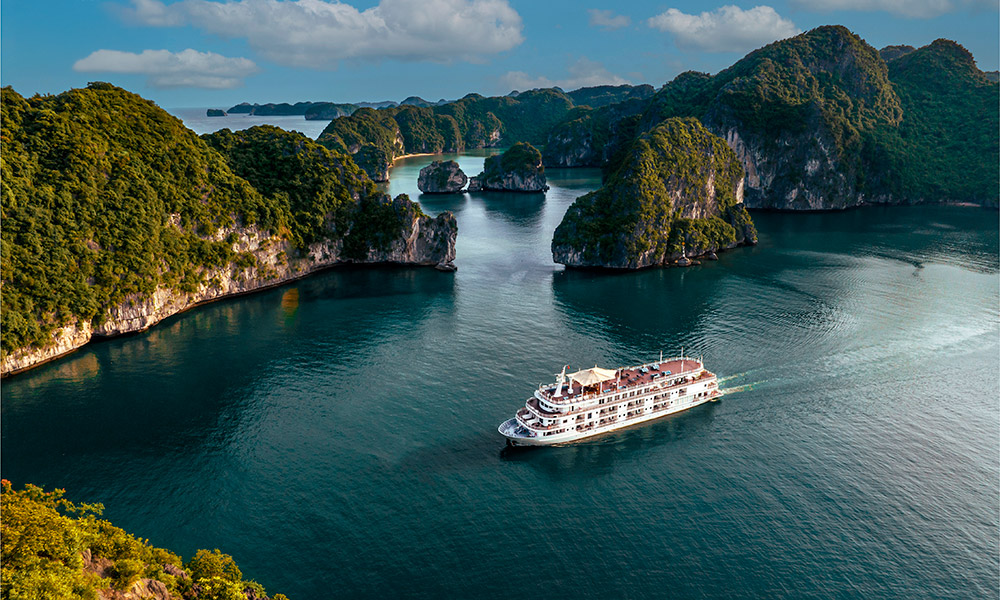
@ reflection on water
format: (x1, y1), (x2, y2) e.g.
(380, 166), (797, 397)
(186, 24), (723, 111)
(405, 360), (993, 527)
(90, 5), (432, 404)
(755, 206), (999, 274)
(544, 167), (604, 191)
(472, 191), (546, 228)
(413, 194), (468, 215)
(1, 265), (456, 490)
(550, 267), (724, 358)
(280, 287), (299, 325)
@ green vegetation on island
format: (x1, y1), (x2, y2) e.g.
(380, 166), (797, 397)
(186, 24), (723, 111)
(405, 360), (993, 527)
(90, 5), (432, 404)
(202, 125), (409, 254)
(1, 83), (262, 354)
(874, 39), (999, 205)
(552, 118), (756, 268)
(1, 480), (288, 600)
(317, 89), (575, 180)
(1, 83), (454, 365)
(565, 84), (656, 109)
(544, 26), (998, 209)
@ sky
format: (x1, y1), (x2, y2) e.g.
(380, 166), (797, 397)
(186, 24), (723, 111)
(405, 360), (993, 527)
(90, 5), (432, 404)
(2, 0), (998, 109)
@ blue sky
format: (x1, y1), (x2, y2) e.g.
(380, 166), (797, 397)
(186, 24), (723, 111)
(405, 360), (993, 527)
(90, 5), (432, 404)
(3, 0), (997, 108)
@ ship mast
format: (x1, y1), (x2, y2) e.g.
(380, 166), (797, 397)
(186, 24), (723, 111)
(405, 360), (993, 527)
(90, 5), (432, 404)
(554, 365), (568, 397)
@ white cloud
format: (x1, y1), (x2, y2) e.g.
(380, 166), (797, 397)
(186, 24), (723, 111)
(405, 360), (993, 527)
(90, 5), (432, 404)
(790, 0), (993, 18)
(588, 9), (630, 30)
(502, 57), (630, 92)
(647, 5), (800, 53)
(73, 49), (259, 89)
(117, 0), (524, 68)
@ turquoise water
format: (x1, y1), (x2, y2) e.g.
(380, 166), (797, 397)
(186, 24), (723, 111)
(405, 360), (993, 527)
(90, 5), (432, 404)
(2, 154), (998, 599)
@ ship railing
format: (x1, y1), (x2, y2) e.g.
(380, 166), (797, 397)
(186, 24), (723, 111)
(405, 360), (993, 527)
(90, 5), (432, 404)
(538, 356), (704, 399)
(516, 413), (564, 432)
(538, 365), (706, 404)
(530, 379), (717, 417)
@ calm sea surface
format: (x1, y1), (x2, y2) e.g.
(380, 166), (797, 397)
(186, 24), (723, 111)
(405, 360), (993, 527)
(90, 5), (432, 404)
(168, 107), (332, 139)
(3, 153), (998, 599)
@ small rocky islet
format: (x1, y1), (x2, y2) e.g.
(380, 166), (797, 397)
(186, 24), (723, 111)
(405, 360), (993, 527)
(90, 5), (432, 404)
(415, 143), (548, 193)
(468, 143), (548, 192)
(417, 160), (468, 193)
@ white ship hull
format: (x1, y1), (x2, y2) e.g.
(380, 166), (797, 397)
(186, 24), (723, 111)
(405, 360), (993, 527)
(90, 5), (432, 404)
(499, 393), (717, 446)
(498, 356), (720, 447)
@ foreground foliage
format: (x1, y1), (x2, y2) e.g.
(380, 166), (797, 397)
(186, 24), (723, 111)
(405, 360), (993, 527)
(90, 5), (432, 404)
(0, 481), (288, 600)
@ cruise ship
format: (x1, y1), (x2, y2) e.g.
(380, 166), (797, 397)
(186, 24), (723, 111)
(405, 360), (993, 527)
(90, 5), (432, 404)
(498, 354), (720, 446)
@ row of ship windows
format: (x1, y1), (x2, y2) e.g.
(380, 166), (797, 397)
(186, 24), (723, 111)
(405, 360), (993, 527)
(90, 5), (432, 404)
(539, 390), (713, 428)
(544, 386), (696, 414)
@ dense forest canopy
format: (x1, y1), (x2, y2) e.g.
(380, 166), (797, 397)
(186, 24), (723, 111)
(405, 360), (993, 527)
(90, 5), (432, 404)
(1, 83), (263, 353)
(0, 83), (425, 357)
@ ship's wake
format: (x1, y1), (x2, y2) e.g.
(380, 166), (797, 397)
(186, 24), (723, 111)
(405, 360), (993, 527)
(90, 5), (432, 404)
(717, 371), (764, 396)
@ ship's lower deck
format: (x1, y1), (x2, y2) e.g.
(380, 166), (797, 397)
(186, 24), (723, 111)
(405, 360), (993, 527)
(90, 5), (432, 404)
(499, 388), (720, 446)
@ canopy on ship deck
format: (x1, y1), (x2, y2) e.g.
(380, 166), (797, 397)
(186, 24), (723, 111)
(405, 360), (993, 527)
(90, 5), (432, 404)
(569, 367), (617, 387)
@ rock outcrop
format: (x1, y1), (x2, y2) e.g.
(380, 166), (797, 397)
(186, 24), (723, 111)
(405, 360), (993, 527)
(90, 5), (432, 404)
(552, 118), (756, 269)
(1, 205), (456, 376)
(473, 143), (549, 192)
(418, 160), (468, 193)
(206, 109), (226, 117)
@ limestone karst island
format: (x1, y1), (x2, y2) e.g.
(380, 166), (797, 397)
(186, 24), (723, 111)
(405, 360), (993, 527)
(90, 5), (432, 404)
(2, 2), (998, 599)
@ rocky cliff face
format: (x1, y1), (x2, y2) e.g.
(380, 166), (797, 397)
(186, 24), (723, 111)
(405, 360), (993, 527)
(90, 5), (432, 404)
(552, 118), (756, 269)
(707, 113), (870, 210)
(418, 160), (468, 193)
(698, 26), (903, 210)
(1, 203), (456, 376)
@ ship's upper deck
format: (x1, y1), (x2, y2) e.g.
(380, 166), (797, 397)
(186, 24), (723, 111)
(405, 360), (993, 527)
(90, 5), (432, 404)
(538, 357), (706, 405)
